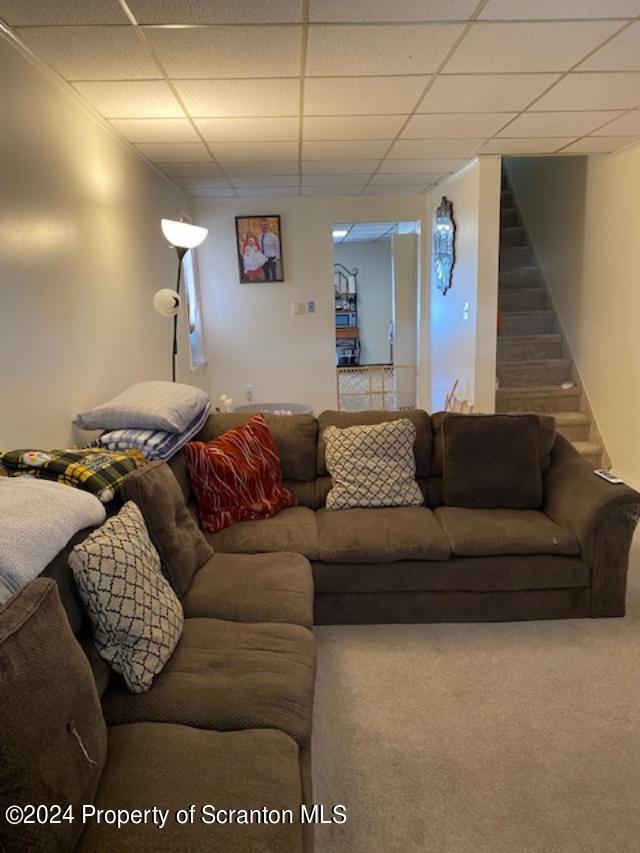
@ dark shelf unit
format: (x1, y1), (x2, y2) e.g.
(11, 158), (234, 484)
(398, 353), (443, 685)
(334, 262), (360, 366)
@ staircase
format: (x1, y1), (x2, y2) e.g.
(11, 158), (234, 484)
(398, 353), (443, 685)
(496, 173), (604, 468)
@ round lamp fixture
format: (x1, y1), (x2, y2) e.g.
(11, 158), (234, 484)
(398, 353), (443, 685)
(161, 218), (208, 250)
(153, 288), (181, 317)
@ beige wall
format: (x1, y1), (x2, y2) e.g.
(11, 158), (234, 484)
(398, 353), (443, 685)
(0, 36), (201, 449)
(507, 150), (640, 486)
(425, 156), (501, 412)
(391, 233), (418, 367)
(193, 194), (427, 414)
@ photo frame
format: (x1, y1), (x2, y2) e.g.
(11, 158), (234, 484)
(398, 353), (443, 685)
(235, 215), (284, 283)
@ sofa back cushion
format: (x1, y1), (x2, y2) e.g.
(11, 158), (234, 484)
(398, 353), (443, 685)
(441, 413), (549, 509)
(120, 461), (213, 598)
(317, 409), (432, 478)
(0, 579), (107, 852)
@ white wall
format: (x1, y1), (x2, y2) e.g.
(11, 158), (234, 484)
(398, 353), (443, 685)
(507, 150), (640, 486)
(334, 240), (393, 365)
(425, 156), (501, 413)
(0, 36), (201, 449)
(193, 194), (427, 414)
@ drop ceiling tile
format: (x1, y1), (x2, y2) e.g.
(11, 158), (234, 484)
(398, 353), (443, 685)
(480, 137), (574, 153)
(418, 74), (559, 112)
(561, 136), (640, 152)
(579, 22), (640, 71)
(378, 157), (469, 172)
(175, 79), (299, 117)
(136, 142), (212, 162)
(362, 185), (425, 195)
(303, 174), (369, 185)
(109, 119), (199, 143)
(16, 26), (160, 80)
(305, 76), (429, 116)
(210, 142), (299, 161)
(128, 0), (302, 24)
(480, 0), (640, 18)
(370, 172), (444, 184)
(302, 186), (364, 195)
(444, 21), (621, 73)
(72, 81), (185, 118)
(0, 0), (128, 24)
(188, 187), (238, 198)
(303, 115), (405, 140)
(310, 0), (478, 21)
(388, 138), (484, 158)
(592, 110), (640, 135)
(235, 187), (300, 197)
(175, 177), (234, 188)
(144, 26), (301, 78)
(498, 111), (622, 137)
(402, 112), (514, 138)
(195, 117), (299, 142)
(230, 175), (300, 187)
(306, 24), (464, 76)
(221, 161), (300, 175)
(156, 162), (224, 176)
(531, 72), (640, 111)
(303, 160), (380, 173)
(303, 141), (389, 160)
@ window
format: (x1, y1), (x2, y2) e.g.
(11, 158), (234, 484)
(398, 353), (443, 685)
(182, 249), (207, 370)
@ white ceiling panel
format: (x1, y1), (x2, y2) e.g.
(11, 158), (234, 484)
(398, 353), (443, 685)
(578, 22), (640, 71)
(402, 112), (514, 138)
(188, 187), (238, 198)
(128, 0), (303, 24)
(444, 21), (622, 73)
(388, 138), (484, 158)
(531, 72), (640, 111)
(109, 119), (199, 143)
(220, 161), (300, 175)
(302, 186), (364, 195)
(175, 177), (234, 188)
(136, 142), (212, 162)
(418, 74), (560, 113)
(305, 24), (464, 76)
(304, 76), (429, 116)
(156, 162), (224, 176)
(144, 26), (302, 79)
(378, 158), (469, 172)
(592, 111), (640, 135)
(230, 175), (300, 187)
(362, 185), (425, 195)
(370, 172), (444, 184)
(175, 79), (299, 117)
(480, 0), (640, 19)
(0, 0), (128, 24)
(303, 160), (380, 173)
(72, 81), (185, 118)
(235, 187), (299, 197)
(561, 136), (640, 152)
(210, 142), (299, 161)
(309, 0), (478, 22)
(303, 174), (369, 185)
(303, 140), (390, 159)
(499, 110), (622, 137)
(16, 26), (160, 80)
(303, 115), (405, 140)
(195, 117), (298, 142)
(480, 137), (574, 153)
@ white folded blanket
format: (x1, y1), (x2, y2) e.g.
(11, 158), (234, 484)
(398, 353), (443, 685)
(0, 477), (106, 604)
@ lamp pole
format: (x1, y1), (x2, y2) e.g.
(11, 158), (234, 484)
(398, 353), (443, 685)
(171, 246), (188, 382)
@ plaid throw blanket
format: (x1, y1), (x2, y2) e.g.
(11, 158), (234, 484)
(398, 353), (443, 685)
(0, 448), (146, 503)
(94, 403), (210, 461)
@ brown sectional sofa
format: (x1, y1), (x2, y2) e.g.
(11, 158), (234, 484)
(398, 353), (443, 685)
(169, 409), (640, 625)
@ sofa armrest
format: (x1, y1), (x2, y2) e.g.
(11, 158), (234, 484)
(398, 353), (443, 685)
(544, 434), (640, 616)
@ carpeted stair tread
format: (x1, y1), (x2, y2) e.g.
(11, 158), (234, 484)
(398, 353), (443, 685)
(551, 411), (591, 426)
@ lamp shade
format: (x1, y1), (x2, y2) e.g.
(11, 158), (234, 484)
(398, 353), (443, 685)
(153, 288), (181, 317)
(161, 218), (207, 249)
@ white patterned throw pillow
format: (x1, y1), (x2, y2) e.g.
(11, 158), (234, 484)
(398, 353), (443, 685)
(324, 419), (424, 510)
(69, 501), (183, 694)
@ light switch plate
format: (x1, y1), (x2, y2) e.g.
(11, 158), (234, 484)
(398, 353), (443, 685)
(291, 301), (305, 315)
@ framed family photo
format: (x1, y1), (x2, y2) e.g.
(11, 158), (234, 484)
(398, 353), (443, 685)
(235, 215), (284, 283)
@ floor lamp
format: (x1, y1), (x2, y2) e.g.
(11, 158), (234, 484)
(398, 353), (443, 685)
(155, 217), (208, 382)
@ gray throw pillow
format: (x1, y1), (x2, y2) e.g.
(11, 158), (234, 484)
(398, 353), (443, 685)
(324, 419), (423, 510)
(70, 501), (183, 693)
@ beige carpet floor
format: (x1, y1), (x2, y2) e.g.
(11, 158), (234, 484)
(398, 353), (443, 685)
(312, 530), (640, 853)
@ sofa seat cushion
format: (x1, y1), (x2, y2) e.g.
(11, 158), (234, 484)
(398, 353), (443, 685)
(102, 618), (315, 747)
(434, 507), (580, 557)
(204, 506), (319, 559)
(182, 552), (314, 628)
(77, 724), (304, 853)
(316, 506), (451, 563)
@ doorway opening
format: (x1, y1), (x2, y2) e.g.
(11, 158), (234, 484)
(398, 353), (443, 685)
(332, 221), (420, 411)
